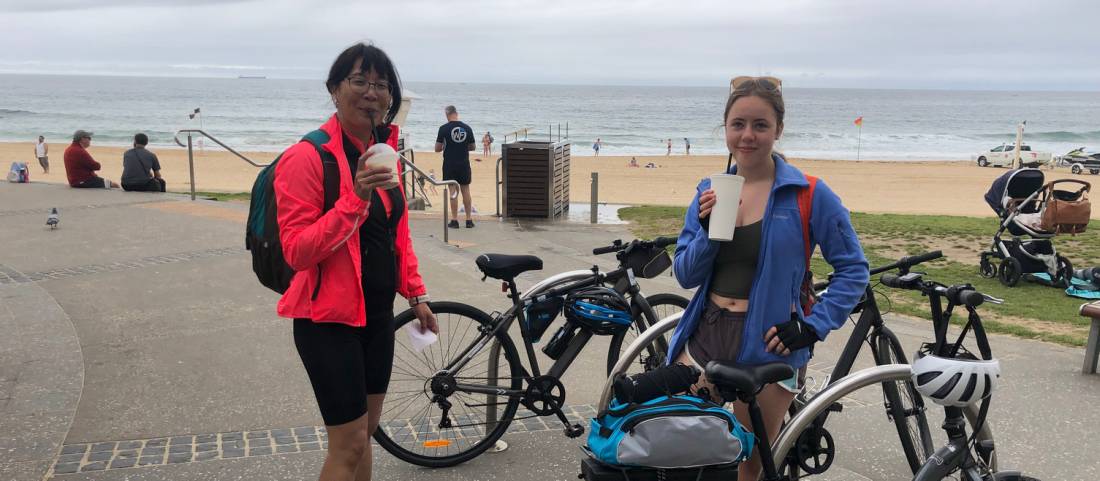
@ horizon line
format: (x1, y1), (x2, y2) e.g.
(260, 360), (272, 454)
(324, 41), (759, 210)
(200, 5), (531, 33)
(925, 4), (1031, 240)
(2, 70), (1100, 94)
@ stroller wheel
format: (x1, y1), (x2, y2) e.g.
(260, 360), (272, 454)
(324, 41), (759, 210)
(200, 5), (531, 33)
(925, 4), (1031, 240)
(979, 255), (996, 279)
(1056, 257), (1074, 288)
(998, 257), (1022, 287)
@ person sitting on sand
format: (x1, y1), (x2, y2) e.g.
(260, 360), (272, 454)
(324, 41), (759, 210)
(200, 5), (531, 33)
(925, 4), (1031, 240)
(64, 130), (119, 189)
(628, 157), (639, 168)
(121, 133), (166, 192)
(668, 75), (868, 481)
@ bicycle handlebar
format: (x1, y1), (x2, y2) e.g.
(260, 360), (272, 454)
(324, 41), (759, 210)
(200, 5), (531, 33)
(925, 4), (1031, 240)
(592, 241), (622, 255)
(879, 273), (996, 308)
(592, 236), (677, 256)
(815, 250), (943, 292)
(869, 250), (943, 276)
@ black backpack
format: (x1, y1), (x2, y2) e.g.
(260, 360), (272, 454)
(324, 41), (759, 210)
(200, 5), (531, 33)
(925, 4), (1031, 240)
(246, 130), (339, 293)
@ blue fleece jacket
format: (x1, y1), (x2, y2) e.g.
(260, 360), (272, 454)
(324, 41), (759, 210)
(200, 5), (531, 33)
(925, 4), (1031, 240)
(667, 154), (869, 369)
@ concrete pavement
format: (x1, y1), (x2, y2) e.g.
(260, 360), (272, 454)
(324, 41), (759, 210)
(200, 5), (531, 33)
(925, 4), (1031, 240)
(1, 181), (1096, 481)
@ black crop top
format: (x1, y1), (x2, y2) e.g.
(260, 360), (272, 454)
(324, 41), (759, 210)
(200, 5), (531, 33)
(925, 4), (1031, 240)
(709, 221), (762, 299)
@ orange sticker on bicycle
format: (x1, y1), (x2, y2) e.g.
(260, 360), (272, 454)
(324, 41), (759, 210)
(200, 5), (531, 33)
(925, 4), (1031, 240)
(423, 439), (451, 448)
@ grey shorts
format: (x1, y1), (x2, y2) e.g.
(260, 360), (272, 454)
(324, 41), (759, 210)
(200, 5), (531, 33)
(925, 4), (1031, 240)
(685, 299), (806, 394)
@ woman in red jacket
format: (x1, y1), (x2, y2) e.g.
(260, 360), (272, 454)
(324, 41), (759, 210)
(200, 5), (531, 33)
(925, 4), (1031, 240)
(274, 43), (438, 481)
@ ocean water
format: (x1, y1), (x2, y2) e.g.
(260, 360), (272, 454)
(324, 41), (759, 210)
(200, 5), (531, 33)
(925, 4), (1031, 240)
(1, 73), (1099, 161)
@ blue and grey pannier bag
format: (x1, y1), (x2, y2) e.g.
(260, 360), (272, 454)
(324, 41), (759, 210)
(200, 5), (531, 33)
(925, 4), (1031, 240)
(586, 394), (753, 469)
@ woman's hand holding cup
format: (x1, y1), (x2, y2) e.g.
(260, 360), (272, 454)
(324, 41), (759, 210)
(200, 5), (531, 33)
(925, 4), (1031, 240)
(698, 189), (716, 219)
(354, 149), (396, 201)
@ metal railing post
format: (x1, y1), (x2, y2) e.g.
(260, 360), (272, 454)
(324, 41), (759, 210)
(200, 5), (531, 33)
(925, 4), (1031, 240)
(187, 134), (196, 201)
(590, 172), (598, 224)
(495, 156), (504, 218)
(443, 186), (450, 244)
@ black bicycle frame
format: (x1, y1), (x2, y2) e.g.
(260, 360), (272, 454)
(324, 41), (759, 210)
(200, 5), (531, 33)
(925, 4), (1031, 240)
(448, 266), (657, 399)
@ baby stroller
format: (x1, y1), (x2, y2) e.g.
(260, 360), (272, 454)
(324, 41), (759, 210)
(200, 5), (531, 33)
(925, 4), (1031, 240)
(979, 168), (1091, 287)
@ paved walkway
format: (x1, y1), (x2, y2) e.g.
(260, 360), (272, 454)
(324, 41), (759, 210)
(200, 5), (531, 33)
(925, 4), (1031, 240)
(1, 181), (1097, 481)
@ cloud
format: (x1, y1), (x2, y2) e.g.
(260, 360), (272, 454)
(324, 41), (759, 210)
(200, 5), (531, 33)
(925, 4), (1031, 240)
(0, 0), (253, 12)
(0, 0), (1097, 89)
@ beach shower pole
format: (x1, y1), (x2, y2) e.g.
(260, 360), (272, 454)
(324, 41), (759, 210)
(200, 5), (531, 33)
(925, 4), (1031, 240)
(186, 134), (196, 201)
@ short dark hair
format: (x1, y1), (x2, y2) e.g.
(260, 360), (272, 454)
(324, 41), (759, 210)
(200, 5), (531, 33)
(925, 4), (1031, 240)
(445, 105), (457, 116)
(326, 42), (403, 125)
(134, 133), (149, 146)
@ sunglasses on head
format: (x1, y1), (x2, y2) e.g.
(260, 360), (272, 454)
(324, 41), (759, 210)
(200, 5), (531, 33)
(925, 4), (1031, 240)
(730, 76), (782, 93)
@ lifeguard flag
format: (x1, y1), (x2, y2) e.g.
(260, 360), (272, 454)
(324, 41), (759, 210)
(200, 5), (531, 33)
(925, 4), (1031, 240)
(854, 116), (863, 127)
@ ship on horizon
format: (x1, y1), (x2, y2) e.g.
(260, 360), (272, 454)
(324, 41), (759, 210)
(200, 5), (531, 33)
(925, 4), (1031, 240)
(238, 75), (267, 79)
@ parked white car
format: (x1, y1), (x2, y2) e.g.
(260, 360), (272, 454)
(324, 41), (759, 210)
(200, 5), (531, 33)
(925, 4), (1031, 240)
(973, 143), (1053, 167)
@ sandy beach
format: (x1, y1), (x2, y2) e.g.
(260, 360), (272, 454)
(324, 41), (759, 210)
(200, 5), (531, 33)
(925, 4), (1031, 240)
(3, 141), (1096, 219)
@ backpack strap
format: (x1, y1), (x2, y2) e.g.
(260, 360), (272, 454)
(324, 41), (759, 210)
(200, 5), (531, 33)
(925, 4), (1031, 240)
(300, 130), (339, 213)
(797, 175), (818, 267)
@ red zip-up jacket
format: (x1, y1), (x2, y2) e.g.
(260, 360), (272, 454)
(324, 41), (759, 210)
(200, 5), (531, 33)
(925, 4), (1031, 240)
(274, 114), (426, 326)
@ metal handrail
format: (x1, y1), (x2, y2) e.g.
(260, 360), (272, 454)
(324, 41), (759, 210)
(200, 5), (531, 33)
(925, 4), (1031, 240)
(395, 151), (460, 243)
(501, 128), (530, 145)
(173, 129), (271, 201)
(172, 128), (461, 244)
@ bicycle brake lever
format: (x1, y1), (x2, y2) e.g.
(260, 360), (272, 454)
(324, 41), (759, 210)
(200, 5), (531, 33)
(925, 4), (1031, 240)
(982, 294), (1005, 305)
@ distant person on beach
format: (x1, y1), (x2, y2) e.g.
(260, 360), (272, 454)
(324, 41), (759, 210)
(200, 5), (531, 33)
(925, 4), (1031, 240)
(482, 131), (494, 156)
(121, 133), (165, 192)
(422, 168), (439, 195)
(35, 135), (49, 174)
(593, 138), (602, 156)
(667, 138), (672, 156)
(63, 130), (119, 189)
(435, 105), (476, 228)
(272, 42), (437, 481)
(629, 157), (639, 168)
(645, 161), (657, 168)
(668, 76), (867, 481)
(684, 137), (691, 155)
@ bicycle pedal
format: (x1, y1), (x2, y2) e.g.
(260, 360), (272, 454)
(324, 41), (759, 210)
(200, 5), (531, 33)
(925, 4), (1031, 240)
(564, 423), (585, 438)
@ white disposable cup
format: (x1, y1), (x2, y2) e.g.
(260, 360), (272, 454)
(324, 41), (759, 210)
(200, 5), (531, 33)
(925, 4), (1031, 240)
(707, 174), (745, 241)
(364, 143), (400, 189)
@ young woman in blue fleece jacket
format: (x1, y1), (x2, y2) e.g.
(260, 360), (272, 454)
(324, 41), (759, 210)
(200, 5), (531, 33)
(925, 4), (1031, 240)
(668, 77), (869, 481)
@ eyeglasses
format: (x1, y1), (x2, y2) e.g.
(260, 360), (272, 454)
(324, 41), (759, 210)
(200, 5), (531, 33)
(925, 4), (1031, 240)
(346, 76), (392, 95)
(730, 76), (783, 93)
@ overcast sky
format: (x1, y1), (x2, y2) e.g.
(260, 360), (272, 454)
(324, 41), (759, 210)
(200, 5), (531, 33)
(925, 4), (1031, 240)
(1, 0), (1098, 90)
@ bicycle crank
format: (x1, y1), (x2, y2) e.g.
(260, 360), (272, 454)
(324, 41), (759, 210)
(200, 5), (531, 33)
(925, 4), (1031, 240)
(792, 426), (835, 475)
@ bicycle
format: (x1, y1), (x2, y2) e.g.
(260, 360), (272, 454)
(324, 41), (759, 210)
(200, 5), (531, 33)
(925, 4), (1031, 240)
(603, 255), (1010, 480)
(880, 271), (1039, 480)
(375, 236), (689, 467)
(783, 251), (944, 477)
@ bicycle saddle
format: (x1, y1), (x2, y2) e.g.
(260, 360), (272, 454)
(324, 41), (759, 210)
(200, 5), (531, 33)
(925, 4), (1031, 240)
(705, 361), (795, 400)
(475, 253), (544, 280)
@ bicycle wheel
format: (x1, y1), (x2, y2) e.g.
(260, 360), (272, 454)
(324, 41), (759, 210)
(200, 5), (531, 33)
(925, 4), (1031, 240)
(873, 327), (934, 474)
(606, 293), (687, 376)
(375, 301), (524, 468)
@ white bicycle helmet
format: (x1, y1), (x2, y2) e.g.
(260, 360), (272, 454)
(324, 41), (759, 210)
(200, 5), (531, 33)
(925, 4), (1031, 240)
(911, 351), (1001, 407)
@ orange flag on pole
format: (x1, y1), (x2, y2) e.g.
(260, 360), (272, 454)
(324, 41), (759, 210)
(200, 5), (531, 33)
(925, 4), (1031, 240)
(854, 116), (863, 127)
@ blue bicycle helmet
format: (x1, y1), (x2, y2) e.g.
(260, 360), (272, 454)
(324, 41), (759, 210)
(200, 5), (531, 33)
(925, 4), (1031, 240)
(564, 286), (632, 335)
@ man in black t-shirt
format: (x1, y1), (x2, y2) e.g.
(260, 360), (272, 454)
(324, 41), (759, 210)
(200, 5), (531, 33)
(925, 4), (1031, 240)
(435, 105), (476, 228)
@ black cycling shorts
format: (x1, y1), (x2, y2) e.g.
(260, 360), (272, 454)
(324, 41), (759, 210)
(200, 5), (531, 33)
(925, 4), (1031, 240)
(293, 311), (395, 426)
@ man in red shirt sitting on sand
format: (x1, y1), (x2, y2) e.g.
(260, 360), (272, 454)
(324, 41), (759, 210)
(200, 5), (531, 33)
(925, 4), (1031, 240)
(64, 130), (119, 189)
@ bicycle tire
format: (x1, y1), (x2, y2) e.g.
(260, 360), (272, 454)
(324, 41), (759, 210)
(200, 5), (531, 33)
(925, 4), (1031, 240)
(375, 301), (524, 468)
(606, 293), (687, 375)
(874, 327), (934, 474)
